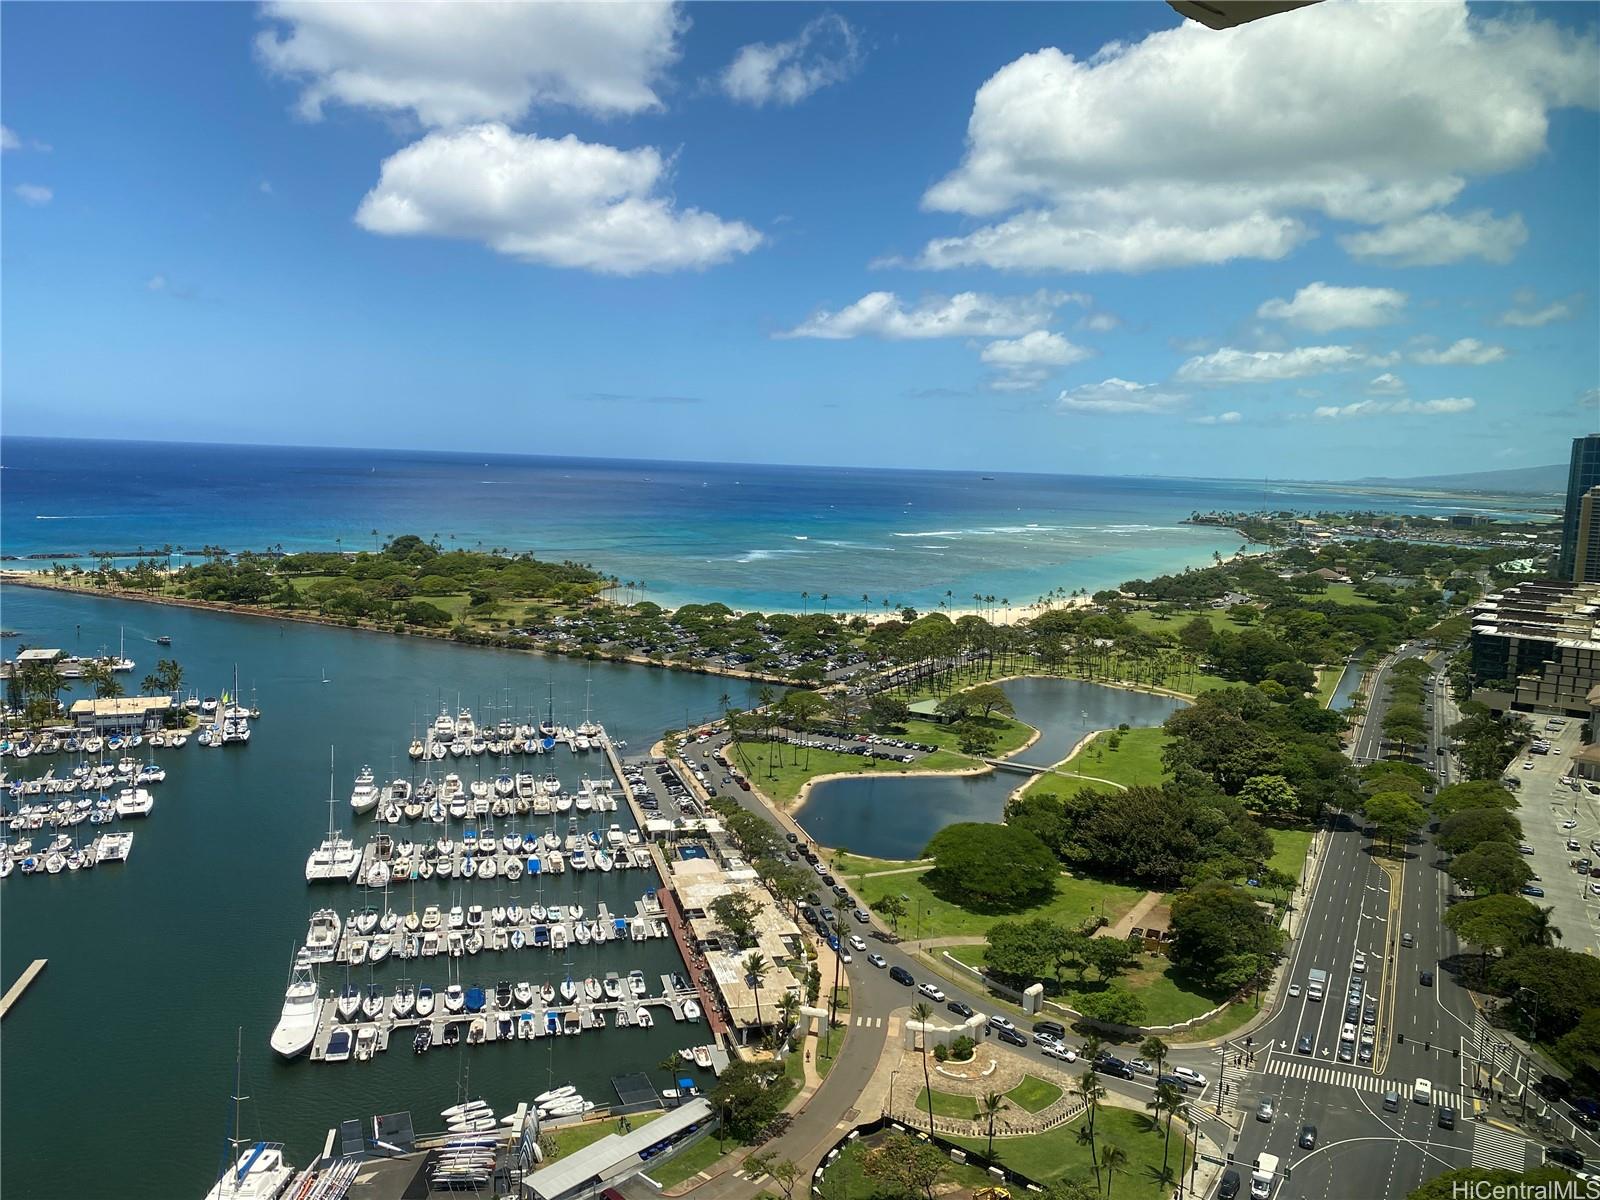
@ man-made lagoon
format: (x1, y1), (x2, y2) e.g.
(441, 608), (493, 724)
(794, 678), (1187, 860)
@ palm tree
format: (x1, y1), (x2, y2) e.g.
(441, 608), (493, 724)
(743, 952), (769, 1031)
(1139, 1035), (1169, 1080)
(820, 592), (829, 615)
(912, 1001), (935, 1133)
(1099, 1143), (1128, 1199)
(1074, 1070), (1105, 1186)
(1148, 1082), (1185, 1179)
(979, 1090), (1005, 1159)
(801, 591), (809, 615)
(1530, 905), (1562, 946)
(778, 990), (802, 1038)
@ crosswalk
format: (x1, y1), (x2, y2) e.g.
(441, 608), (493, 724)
(1265, 1057), (1461, 1108)
(1472, 1125), (1530, 1171)
(853, 1015), (885, 1028)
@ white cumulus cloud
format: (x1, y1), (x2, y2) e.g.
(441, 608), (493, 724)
(0, 125), (18, 151)
(721, 13), (862, 107)
(355, 123), (761, 275)
(1175, 345), (1383, 385)
(908, 1), (1594, 273)
(1410, 338), (1506, 366)
(782, 290), (1081, 340)
(980, 330), (1091, 392)
(1367, 373), (1407, 395)
(13, 183), (52, 206)
(256, 1), (683, 125)
(1190, 411), (1243, 426)
(1257, 282), (1407, 333)
(1056, 378), (1186, 415)
(1339, 209), (1528, 266)
(1499, 300), (1573, 327)
(1312, 397), (1476, 419)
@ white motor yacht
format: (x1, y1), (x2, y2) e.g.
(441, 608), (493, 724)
(349, 767), (379, 814)
(269, 953), (321, 1059)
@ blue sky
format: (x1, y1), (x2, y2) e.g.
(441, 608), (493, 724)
(3, 1), (1597, 480)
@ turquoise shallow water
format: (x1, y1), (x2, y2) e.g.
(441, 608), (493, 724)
(0, 585), (768, 1199)
(1, 436), (1532, 612)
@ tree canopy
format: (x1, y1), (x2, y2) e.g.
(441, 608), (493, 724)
(922, 823), (1058, 910)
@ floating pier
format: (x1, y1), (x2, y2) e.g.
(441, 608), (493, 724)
(0, 959), (47, 1020)
(306, 972), (703, 1064)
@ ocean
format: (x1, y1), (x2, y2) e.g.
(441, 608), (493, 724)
(0, 436), (1538, 612)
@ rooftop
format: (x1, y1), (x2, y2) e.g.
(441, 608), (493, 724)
(525, 1099), (714, 1200)
(68, 696), (173, 716)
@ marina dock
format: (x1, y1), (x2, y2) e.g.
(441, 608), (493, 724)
(306, 972), (704, 1064)
(0, 959), (48, 1020)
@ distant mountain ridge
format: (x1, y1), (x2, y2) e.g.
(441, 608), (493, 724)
(1350, 462), (1566, 495)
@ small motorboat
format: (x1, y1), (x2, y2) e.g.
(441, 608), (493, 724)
(683, 998), (702, 1021)
(416, 985), (436, 1017)
(636, 1007), (654, 1028)
(324, 1029), (352, 1063)
(355, 1025), (378, 1062)
(414, 1026), (432, 1054)
(693, 1045), (714, 1069)
(444, 984), (465, 1014)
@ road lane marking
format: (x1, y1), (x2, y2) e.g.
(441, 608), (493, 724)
(1471, 1125), (1530, 1171)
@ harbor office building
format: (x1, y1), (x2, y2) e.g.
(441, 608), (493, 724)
(524, 1098), (714, 1200)
(1469, 581), (1600, 716)
(68, 695), (173, 735)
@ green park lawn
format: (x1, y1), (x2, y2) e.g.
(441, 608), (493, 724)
(855, 868), (1144, 941)
(914, 1086), (984, 1120)
(1321, 582), (1380, 607)
(1315, 665), (1345, 707)
(945, 945), (1228, 1027)
(834, 852), (930, 878)
(815, 1024), (846, 1080)
(648, 1134), (730, 1188)
(1265, 827), (1314, 882)
(817, 1136), (997, 1200)
(952, 1104), (1192, 1196)
(1004, 1075), (1063, 1113)
(1123, 606), (1253, 636)
(903, 714), (1037, 759)
(547, 1111), (663, 1159)
(730, 743), (976, 805)
(1022, 725), (1170, 801)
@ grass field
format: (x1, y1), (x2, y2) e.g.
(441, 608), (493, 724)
(648, 1134), (729, 1188)
(951, 1104), (1192, 1197)
(731, 743), (976, 804)
(817, 1136), (997, 1200)
(1265, 827), (1314, 881)
(947, 945), (1228, 1027)
(1316, 666), (1344, 707)
(1321, 582), (1380, 607)
(914, 1085), (984, 1120)
(1122, 607), (1252, 636)
(815, 1024), (846, 1080)
(855, 868), (1144, 941)
(1022, 725), (1170, 801)
(1004, 1075), (1064, 1113)
(834, 852), (930, 878)
(902, 714), (1037, 758)
(547, 1111), (663, 1159)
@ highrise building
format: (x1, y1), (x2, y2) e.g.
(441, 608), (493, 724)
(1576, 486), (1600, 584)
(1557, 434), (1600, 579)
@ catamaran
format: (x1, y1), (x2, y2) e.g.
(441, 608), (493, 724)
(305, 750), (361, 883)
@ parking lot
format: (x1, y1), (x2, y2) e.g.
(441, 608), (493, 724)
(619, 755), (708, 823)
(1503, 714), (1600, 957)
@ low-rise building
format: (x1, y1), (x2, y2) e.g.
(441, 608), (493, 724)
(667, 853), (804, 1038)
(68, 695), (172, 734)
(523, 1098), (715, 1200)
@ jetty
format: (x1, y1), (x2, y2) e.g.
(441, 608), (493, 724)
(0, 959), (47, 1020)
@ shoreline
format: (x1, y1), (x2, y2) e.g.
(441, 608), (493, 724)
(0, 573), (802, 688)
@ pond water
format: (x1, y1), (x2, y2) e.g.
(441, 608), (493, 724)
(794, 677), (1188, 859)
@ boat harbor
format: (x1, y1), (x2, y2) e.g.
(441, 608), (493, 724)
(304, 969), (709, 1065)
(307, 894), (674, 967)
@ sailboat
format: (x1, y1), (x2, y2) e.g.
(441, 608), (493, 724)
(220, 664), (252, 745)
(305, 749), (361, 883)
(269, 951), (321, 1059)
(203, 1030), (297, 1199)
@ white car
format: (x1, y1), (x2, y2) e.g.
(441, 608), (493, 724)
(848, 934), (867, 952)
(1288, 984), (1302, 998)
(839, 948), (852, 964)
(917, 982), (946, 1002)
(1352, 954), (1367, 974)
(1044, 1044), (1078, 1063)
(1563, 819), (1579, 830)
(1172, 1066), (1208, 1087)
